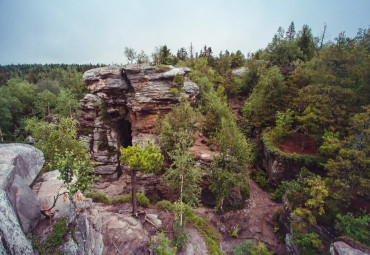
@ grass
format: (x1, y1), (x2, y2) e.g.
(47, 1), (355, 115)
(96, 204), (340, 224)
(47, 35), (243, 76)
(157, 200), (223, 255)
(85, 192), (150, 207)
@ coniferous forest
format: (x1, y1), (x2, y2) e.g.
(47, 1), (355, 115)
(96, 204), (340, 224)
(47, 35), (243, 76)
(0, 23), (369, 255)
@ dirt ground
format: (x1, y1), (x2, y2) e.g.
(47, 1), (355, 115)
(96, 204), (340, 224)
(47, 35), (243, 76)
(195, 180), (287, 254)
(278, 132), (319, 155)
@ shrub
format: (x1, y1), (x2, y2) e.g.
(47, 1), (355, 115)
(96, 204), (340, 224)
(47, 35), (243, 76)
(168, 88), (179, 96)
(336, 213), (370, 246)
(85, 192), (150, 207)
(150, 231), (177, 255)
(45, 218), (69, 248)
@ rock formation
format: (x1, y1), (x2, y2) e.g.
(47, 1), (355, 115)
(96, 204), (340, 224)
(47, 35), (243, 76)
(79, 64), (199, 179)
(0, 143), (44, 254)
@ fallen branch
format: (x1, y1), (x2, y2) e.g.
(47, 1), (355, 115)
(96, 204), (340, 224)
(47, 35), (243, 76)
(110, 234), (123, 255)
(144, 215), (158, 228)
(40, 191), (69, 217)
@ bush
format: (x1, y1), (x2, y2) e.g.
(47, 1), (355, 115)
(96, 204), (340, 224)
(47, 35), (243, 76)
(336, 213), (370, 246)
(168, 88), (179, 96)
(45, 218), (69, 248)
(85, 192), (150, 207)
(150, 231), (177, 255)
(25, 116), (88, 162)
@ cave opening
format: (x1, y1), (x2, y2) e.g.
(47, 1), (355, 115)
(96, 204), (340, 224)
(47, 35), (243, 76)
(116, 117), (132, 176)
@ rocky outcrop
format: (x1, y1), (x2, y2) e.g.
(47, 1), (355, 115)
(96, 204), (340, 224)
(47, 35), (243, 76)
(231, 67), (247, 78)
(32, 170), (210, 255)
(260, 138), (323, 186)
(79, 64), (198, 178)
(0, 143), (44, 254)
(330, 240), (370, 255)
(0, 191), (33, 255)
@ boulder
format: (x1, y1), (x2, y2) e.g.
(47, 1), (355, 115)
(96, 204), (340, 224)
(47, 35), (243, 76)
(330, 241), (369, 255)
(0, 190), (33, 255)
(32, 170), (77, 223)
(231, 67), (247, 78)
(0, 143), (44, 234)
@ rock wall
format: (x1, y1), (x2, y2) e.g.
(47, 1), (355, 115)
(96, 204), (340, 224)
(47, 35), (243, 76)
(260, 140), (323, 186)
(79, 64), (198, 178)
(0, 143), (44, 254)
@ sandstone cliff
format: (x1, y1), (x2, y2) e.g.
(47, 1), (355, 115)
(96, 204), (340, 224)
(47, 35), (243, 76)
(79, 64), (199, 178)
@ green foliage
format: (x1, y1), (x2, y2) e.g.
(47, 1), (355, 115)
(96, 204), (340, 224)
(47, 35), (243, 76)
(25, 116), (88, 162)
(120, 192), (150, 207)
(228, 225), (240, 238)
(210, 118), (251, 211)
(173, 74), (184, 89)
(150, 231), (177, 255)
(233, 240), (254, 255)
(85, 192), (110, 203)
(32, 218), (70, 255)
(252, 169), (270, 189)
(233, 240), (273, 255)
(163, 131), (202, 206)
(271, 167), (314, 202)
(241, 59), (265, 95)
(242, 66), (287, 129)
(156, 200), (222, 255)
(172, 220), (189, 250)
(336, 213), (370, 246)
(120, 140), (163, 175)
(120, 140), (163, 214)
(158, 100), (200, 155)
(45, 218), (69, 248)
(85, 192), (150, 206)
(168, 88), (179, 96)
(270, 109), (294, 144)
(293, 229), (322, 255)
(50, 150), (97, 197)
(152, 45), (173, 65)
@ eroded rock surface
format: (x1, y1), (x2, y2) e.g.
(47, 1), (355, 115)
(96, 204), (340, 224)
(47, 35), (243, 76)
(79, 64), (198, 179)
(0, 143), (44, 254)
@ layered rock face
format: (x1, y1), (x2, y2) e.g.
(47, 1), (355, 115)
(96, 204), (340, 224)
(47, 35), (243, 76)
(79, 64), (198, 178)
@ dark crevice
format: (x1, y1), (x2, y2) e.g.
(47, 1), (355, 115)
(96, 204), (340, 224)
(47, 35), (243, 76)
(116, 116), (132, 176)
(121, 70), (135, 93)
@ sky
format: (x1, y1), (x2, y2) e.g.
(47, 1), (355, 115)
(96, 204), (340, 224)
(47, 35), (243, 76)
(0, 0), (369, 65)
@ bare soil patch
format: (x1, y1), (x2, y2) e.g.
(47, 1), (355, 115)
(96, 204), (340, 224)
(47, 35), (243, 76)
(279, 133), (319, 155)
(195, 180), (287, 254)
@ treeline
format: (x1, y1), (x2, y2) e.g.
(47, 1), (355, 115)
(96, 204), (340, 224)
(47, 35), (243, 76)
(0, 64), (103, 141)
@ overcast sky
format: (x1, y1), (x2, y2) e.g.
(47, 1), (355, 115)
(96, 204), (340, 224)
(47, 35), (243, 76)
(0, 0), (369, 65)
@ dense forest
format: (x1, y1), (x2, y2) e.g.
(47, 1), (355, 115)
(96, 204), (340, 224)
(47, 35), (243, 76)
(0, 23), (369, 254)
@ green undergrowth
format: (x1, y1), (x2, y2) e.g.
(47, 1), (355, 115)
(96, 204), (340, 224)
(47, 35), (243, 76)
(32, 218), (69, 255)
(85, 192), (150, 207)
(157, 200), (223, 255)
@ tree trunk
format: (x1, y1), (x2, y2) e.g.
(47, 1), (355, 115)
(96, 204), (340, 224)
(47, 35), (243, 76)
(131, 170), (137, 216)
(301, 134), (306, 152)
(180, 175), (184, 225)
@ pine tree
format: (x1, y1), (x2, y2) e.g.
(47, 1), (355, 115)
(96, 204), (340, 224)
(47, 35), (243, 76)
(286, 22), (296, 41)
(120, 140), (164, 215)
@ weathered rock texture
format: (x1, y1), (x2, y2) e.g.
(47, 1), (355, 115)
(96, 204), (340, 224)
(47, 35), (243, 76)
(0, 143), (44, 254)
(79, 64), (198, 178)
(330, 240), (370, 255)
(260, 140), (323, 186)
(32, 170), (210, 255)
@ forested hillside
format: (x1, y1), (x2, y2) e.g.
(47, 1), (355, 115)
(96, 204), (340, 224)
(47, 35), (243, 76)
(0, 64), (103, 140)
(0, 23), (368, 254)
